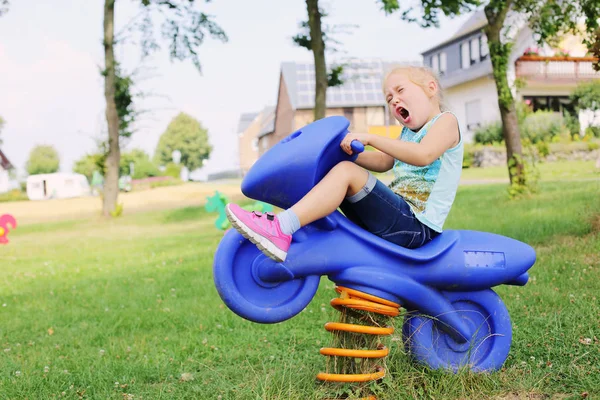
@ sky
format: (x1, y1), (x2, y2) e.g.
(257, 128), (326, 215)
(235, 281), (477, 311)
(0, 0), (473, 177)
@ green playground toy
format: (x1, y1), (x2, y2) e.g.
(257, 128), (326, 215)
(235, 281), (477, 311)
(205, 191), (273, 231)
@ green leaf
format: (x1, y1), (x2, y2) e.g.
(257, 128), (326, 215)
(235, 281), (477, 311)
(154, 112), (212, 171)
(26, 145), (60, 175)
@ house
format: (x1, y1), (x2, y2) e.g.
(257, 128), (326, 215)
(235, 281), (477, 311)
(26, 172), (91, 201)
(421, 10), (600, 141)
(256, 58), (411, 155)
(0, 148), (14, 194)
(237, 106), (275, 175)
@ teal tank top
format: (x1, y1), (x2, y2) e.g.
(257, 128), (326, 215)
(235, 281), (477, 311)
(388, 112), (463, 232)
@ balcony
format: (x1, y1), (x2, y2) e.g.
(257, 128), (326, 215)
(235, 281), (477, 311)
(515, 55), (600, 83)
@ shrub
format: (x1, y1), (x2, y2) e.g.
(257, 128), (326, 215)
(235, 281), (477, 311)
(474, 122), (503, 145)
(536, 141), (550, 157)
(463, 144), (475, 168)
(588, 142), (600, 151)
(516, 100), (534, 125)
(0, 189), (28, 203)
(150, 178), (183, 189)
(520, 111), (566, 143)
(110, 203), (124, 218)
(563, 111), (581, 139)
(163, 163), (182, 179)
(585, 126), (600, 138)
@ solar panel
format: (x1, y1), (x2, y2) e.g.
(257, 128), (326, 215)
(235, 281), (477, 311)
(288, 58), (405, 109)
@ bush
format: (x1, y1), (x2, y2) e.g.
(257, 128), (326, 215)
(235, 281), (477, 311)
(563, 111), (581, 139)
(0, 189), (29, 203)
(588, 142), (600, 151)
(163, 163), (182, 179)
(474, 122), (503, 145)
(536, 141), (550, 157)
(150, 178), (183, 189)
(585, 126), (600, 138)
(516, 100), (533, 125)
(520, 111), (566, 143)
(462, 144), (475, 168)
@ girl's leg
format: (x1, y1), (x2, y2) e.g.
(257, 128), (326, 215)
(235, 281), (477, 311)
(290, 161), (369, 226)
(225, 161), (369, 262)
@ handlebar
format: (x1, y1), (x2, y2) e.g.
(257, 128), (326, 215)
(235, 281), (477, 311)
(350, 140), (365, 154)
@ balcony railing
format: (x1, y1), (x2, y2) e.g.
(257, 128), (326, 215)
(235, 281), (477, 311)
(515, 55), (600, 82)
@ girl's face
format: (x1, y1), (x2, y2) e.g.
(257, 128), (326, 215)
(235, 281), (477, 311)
(384, 72), (438, 131)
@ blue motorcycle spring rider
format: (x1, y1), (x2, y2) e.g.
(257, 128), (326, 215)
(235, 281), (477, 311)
(213, 116), (536, 381)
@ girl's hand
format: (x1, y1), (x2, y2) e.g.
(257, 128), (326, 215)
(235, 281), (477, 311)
(340, 133), (370, 155)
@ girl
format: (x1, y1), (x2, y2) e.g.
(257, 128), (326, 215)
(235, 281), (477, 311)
(226, 65), (463, 262)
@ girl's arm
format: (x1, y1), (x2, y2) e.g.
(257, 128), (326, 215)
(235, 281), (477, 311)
(342, 113), (460, 167)
(354, 150), (394, 173)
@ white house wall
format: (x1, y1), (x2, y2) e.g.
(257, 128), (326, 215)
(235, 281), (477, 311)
(507, 25), (538, 97)
(444, 76), (501, 143)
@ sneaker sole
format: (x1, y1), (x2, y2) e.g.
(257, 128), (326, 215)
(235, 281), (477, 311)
(225, 205), (287, 263)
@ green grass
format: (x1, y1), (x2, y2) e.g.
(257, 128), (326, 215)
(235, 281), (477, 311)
(1, 181), (599, 399)
(461, 160), (599, 181)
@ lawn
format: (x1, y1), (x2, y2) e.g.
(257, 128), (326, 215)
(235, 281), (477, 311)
(1, 180), (599, 399)
(460, 160), (599, 182)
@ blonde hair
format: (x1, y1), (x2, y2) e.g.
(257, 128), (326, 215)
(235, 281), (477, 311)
(382, 65), (446, 111)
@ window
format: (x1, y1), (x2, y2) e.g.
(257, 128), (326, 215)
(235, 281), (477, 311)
(439, 52), (447, 74)
(465, 99), (482, 131)
(480, 35), (489, 59)
(523, 96), (573, 113)
(470, 38), (480, 64)
(432, 54), (439, 72)
(461, 43), (470, 69)
(343, 108), (354, 120)
(252, 138), (259, 152)
(430, 52), (446, 75)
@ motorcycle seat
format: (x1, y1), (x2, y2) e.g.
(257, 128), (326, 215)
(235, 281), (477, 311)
(333, 213), (460, 262)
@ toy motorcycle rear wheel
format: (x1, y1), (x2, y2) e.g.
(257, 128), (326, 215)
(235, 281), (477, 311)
(402, 289), (512, 372)
(213, 230), (320, 324)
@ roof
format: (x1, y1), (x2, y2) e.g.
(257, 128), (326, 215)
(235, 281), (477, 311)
(237, 112), (259, 133)
(0, 149), (13, 170)
(281, 58), (411, 110)
(422, 10), (488, 55)
(257, 106), (275, 138)
(26, 172), (87, 181)
(237, 106), (276, 139)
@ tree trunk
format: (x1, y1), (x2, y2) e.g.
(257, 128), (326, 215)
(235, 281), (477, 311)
(484, 1), (525, 187)
(305, 0), (327, 121)
(103, 0), (120, 216)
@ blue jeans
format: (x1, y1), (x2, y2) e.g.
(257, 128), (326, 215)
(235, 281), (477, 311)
(339, 173), (439, 249)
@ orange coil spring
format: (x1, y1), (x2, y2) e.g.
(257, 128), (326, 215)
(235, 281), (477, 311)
(317, 286), (400, 386)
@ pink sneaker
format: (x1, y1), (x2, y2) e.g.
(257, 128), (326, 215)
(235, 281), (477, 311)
(225, 203), (292, 262)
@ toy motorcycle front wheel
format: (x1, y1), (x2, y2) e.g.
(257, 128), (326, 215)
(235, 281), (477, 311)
(402, 289), (512, 372)
(213, 230), (320, 324)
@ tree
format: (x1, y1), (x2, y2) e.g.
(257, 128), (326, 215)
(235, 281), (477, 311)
(293, 2), (360, 121)
(0, 1), (9, 17)
(571, 80), (600, 168)
(73, 153), (106, 182)
(293, 0), (328, 121)
(120, 148), (159, 179)
(482, 0), (600, 192)
(26, 145), (60, 175)
(74, 149), (159, 182)
(102, 0), (227, 217)
(154, 112), (211, 171)
(294, 0), (478, 121)
(571, 80), (600, 113)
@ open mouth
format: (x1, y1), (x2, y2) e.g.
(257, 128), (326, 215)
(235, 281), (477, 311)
(396, 106), (410, 122)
